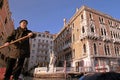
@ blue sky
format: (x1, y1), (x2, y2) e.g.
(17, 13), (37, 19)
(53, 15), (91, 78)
(8, 0), (120, 34)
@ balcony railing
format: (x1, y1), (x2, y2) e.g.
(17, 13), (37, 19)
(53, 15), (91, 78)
(62, 43), (71, 50)
(113, 38), (120, 43)
(91, 54), (118, 58)
(102, 36), (112, 42)
(80, 32), (99, 40)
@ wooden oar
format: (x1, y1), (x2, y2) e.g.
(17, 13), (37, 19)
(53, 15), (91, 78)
(0, 35), (30, 49)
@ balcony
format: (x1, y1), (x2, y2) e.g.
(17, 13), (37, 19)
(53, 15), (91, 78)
(37, 47), (49, 51)
(80, 33), (88, 40)
(91, 54), (117, 58)
(113, 38), (120, 43)
(80, 32), (99, 40)
(62, 43), (71, 50)
(101, 36), (112, 42)
(87, 32), (99, 40)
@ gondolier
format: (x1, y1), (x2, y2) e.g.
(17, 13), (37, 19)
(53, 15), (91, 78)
(3, 19), (36, 80)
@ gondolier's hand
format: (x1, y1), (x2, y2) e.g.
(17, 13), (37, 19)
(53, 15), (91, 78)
(27, 32), (33, 37)
(4, 42), (10, 47)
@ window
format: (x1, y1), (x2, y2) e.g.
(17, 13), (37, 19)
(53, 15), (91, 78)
(42, 40), (44, 43)
(42, 34), (45, 37)
(5, 18), (7, 24)
(83, 44), (86, 53)
(72, 49), (75, 58)
(91, 27), (94, 33)
(50, 36), (53, 39)
(104, 45), (107, 55)
(81, 14), (84, 20)
(94, 58), (99, 66)
(0, 0), (3, 9)
(50, 41), (52, 44)
(45, 57), (47, 60)
(82, 26), (85, 33)
(111, 31), (113, 38)
(104, 44), (110, 55)
(32, 50), (35, 53)
(1, 32), (4, 36)
(38, 39), (41, 42)
(115, 22), (119, 27)
(99, 17), (104, 24)
(33, 44), (35, 47)
(107, 45), (110, 55)
(47, 35), (49, 38)
(101, 28), (107, 36)
(38, 34), (41, 37)
(115, 47), (117, 56)
(101, 28), (104, 35)
(72, 23), (74, 29)
(94, 43), (97, 55)
(89, 13), (93, 20)
(115, 46), (120, 56)
(117, 47), (119, 55)
(46, 40), (48, 43)
(45, 51), (47, 55)
(108, 20), (113, 26)
(104, 29), (106, 35)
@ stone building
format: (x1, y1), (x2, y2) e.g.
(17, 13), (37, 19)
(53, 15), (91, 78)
(28, 31), (55, 70)
(0, 0), (14, 65)
(54, 5), (120, 72)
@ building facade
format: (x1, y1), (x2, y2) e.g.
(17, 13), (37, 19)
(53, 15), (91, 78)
(54, 6), (120, 72)
(0, 0), (14, 65)
(28, 31), (55, 70)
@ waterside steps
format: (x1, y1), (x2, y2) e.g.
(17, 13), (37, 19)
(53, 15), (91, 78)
(33, 72), (84, 79)
(34, 73), (65, 78)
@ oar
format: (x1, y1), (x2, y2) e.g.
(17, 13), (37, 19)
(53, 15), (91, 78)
(0, 35), (30, 49)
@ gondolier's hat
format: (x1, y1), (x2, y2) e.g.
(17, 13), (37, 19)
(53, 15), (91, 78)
(19, 19), (28, 24)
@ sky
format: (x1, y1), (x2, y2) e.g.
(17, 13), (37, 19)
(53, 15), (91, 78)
(8, 0), (120, 34)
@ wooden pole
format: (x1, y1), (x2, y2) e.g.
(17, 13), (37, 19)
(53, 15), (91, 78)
(64, 60), (67, 79)
(0, 35), (30, 49)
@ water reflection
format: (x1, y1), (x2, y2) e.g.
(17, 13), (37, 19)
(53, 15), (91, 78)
(24, 77), (78, 80)
(25, 77), (62, 80)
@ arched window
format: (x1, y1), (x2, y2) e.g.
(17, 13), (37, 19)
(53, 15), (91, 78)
(83, 44), (86, 53)
(107, 45), (110, 55)
(91, 27), (94, 33)
(117, 47), (119, 55)
(89, 13), (92, 19)
(82, 26), (85, 33)
(94, 43), (97, 55)
(38, 34), (41, 37)
(104, 44), (107, 55)
(104, 29), (106, 35)
(0, 0), (3, 9)
(104, 44), (110, 55)
(101, 28), (104, 35)
(114, 47), (117, 56)
(111, 31), (113, 38)
(81, 14), (84, 19)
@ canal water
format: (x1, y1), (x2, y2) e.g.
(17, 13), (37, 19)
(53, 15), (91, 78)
(24, 76), (79, 80)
